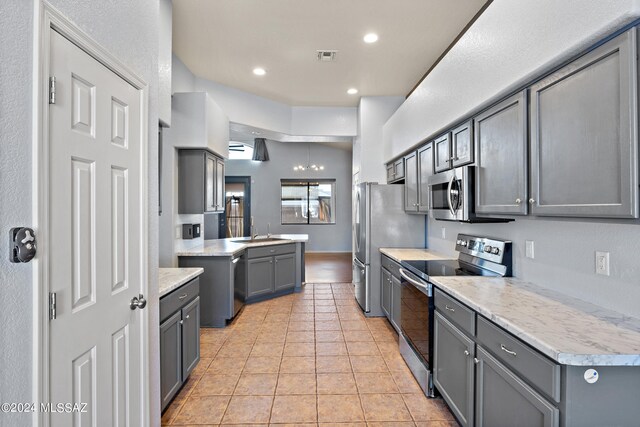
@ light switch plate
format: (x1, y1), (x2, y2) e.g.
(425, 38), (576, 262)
(525, 240), (535, 259)
(595, 251), (610, 276)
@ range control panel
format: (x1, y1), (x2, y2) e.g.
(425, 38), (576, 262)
(455, 233), (512, 264)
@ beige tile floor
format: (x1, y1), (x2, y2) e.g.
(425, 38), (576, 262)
(162, 282), (458, 427)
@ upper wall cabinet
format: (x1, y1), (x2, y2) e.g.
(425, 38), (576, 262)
(417, 143), (434, 213)
(387, 158), (405, 183)
(404, 151), (419, 212)
(434, 133), (453, 173)
(179, 149), (225, 214)
(529, 28), (638, 218)
(164, 92), (230, 159)
(475, 90), (528, 215)
(451, 120), (473, 168)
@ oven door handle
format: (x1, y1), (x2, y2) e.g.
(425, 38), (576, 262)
(446, 173), (456, 216)
(399, 268), (432, 297)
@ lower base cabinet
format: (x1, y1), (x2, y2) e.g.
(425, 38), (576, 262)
(475, 346), (559, 427)
(160, 281), (200, 411)
(380, 260), (402, 333)
(245, 244), (297, 302)
(434, 311), (475, 427)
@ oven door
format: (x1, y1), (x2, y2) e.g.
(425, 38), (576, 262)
(428, 167), (471, 221)
(399, 268), (434, 369)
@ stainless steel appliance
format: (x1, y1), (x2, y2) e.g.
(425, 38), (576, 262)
(353, 183), (425, 316)
(427, 166), (512, 223)
(398, 234), (512, 397)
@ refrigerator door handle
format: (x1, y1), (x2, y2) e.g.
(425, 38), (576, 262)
(353, 258), (366, 269)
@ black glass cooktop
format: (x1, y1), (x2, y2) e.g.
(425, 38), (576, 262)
(401, 259), (499, 282)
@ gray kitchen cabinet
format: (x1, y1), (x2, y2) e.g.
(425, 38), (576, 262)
(434, 133), (453, 172)
(160, 280), (200, 411)
(451, 120), (473, 168)
(404, 151), (419, 212)
(417, 143), (434, 213)
(247, 257), (274, 298)
(386, 158), (405, 183)
(390, 275), (402, 332)
(274, 253), (296, 291)
(380, 267), (391, 317)
(529, 28), (638, 218)
(474, 90), (528, 215)
(179, 149), (225, 214)
(434, 311), (475, 427)
(475, 345), (559, 427)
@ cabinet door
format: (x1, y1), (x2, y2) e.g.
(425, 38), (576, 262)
(247, 256), (274, 297)
(386, 163), (395, 183)
(434, 133), (452, 172)
(475, 346), (559, 427)
(181, 296), (200, 380)
(394, 158), (405, 180)
(434, 311), (475, 427)
(380, 268), (391, 318)
(160, 311), (182, 411)
(215, 158), (225, 212)
(417, 143), (434, 212)
(475, 90), (528, 215)
(390, 275), (402, 332)
(404, 151), (419, 212)
(204, 152), (216, 212)
(530, 29), (638, 218)
(451, 120), (473, 168)
(274, 253), (296, 291)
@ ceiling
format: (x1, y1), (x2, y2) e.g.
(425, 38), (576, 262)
(229, 122), (354, 151)
(172, 0), (489, 107)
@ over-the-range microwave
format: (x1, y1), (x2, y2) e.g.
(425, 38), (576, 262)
(427, 166), (512, 223)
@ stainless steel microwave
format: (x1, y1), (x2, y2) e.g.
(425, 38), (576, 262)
(427, 166), (513, 223)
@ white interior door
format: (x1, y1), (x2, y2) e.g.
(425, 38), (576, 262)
(48, 29), (147, 426)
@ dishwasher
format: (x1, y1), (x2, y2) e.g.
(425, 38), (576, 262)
(231, 253), (245, 317)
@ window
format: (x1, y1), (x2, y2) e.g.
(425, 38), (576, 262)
(281, 180), (336, 225)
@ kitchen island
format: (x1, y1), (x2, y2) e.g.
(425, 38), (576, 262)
(177, 234), (308, 327)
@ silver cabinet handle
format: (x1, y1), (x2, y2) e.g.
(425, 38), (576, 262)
(275, 260), (278, 263)
(464, 350), (470, 356)
(529, 198), (536, 204)
(474, 358), (479, 364)
(445, 305), (455, 312)
(270, 249), (276, 253)
(232, 258), (240, 264)
(500, 344), (517, 357)
(178, 293), (188, 300)
(186, 315), (190, 319)
(179, 320), (183, 325)
(515, 198), (521, 204)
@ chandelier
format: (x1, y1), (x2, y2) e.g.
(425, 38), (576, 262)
(294, 143), (324, 171)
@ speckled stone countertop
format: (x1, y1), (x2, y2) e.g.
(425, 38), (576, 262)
(176, 234), (309, 257)
(431, 276), (640, 366)
(159, 268), (204, 298)
(379, 248), (454, 263)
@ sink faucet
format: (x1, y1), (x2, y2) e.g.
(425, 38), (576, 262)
(267, 223), (271, 237)
(252, 225), (258, 239)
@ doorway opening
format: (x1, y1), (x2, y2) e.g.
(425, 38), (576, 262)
(221, 176), (251, 238)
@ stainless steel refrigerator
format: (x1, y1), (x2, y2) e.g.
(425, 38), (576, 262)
(353, 183), (425, 316)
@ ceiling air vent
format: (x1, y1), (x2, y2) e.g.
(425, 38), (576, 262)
(317, 50), (338, 62)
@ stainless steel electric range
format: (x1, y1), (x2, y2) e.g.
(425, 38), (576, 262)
(398, 234), (512, 397)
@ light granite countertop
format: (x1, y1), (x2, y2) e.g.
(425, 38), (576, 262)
(176, 234), (309, 257)
(379, 247), (455, 263)
(159, 268), (204, 298)
(431, 276), (640, 366)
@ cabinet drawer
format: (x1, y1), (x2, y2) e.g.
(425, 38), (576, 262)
(381, 255), (401, 278)
(246, 243), (296, 259)
(160, 278), (200, 323)
(476, 316), (560, 402)
(434, 289), (475, 337)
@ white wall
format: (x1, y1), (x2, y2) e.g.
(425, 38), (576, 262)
(379, 0), (640, 319)
(158, 0), (172, 125)
(383, 0), (640, 161)
(291, 106), (357, 136)
(0, 1), (161, 425)
(226, 141), (353, 252)
(172, 53), (196, 93)
(354, 96), (404, 183)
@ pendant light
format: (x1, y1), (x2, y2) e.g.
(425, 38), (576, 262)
(294, 142), (324, 171)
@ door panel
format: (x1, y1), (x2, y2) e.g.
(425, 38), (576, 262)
(160, 312), (182, 411)
(182, 297), (200, 379)
(417, 143), (433, 212)
(274, 254), (296, 291)
(215, 158), (225, 212)
(451, 120), (473, 168)
(404, 152), (418, 212)
(205, 153), (216, 212)
(247, 257), (274, 297)
(434, 133), (452, 172)
(49, 29), (144, 426)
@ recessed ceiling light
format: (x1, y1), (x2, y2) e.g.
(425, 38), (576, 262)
(363, 33), (379, 43)
(253, 67), (266, 76)
(347, 88), (358, 95)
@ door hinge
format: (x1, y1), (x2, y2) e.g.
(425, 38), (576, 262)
(49, 292), (57, 320)
(48, 76), (56, 104)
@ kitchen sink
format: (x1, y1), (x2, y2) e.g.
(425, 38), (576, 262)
(231, 237), (287, 243)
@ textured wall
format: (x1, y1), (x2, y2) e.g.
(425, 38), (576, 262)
(383, 0), (640, 161)
(0, 0), (160, 425)
(226, 141), (353, 252)
(158, 0), (173, 125)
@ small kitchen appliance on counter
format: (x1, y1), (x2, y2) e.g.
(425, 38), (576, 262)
(398, 233), (512, 397)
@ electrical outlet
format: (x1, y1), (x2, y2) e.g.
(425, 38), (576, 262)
(175, 226), (181, 239)
(595, 251), (610, 276)
(441, 227), (446, 239)
(525, 240), (535, 259)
